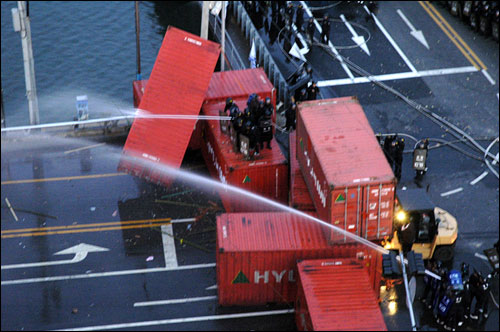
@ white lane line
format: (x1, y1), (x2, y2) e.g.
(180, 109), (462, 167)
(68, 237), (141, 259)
(134, 295), (217, 307)
(161, 224), (178, 268)
(1, 263), (216, 286)
(171, 218), (196, 223)
(474, 252), (489, 261)
(301, 1), (355, 79)
(470, 171), (489, 185)
(205, 284), (218, 290)
(440, 187), (463, 197)
(364, 5), (418, 73)
(317, 65), (478, 87)
(481, 69), (496, 85)
(53, 309), (295, 331)
(5, 198), (19, 222)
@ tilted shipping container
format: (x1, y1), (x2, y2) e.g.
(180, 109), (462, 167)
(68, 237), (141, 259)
(200, 99), (288, 212)
(289, 131), (316, 211)
(296, 97), (396, 244)
(295, 258), (387, 331)
(216, 212), (381, 306)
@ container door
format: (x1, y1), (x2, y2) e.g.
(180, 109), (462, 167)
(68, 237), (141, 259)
(330, 186), (362, 243)
(362, 183), (395, 240)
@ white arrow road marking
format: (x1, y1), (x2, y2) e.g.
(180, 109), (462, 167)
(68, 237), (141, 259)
(53, 309), (295, 331)
(365, 5), (417, 73)
(289, 42), (307, 62)
(440, 187), (463, 197)
(397, 9), (429, 49)
(1, 243), (109, 270)
(340, 14), (370, 56)
(134, 295), (217, 307)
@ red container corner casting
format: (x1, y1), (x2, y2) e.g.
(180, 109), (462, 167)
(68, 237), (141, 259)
(296, 97), (396, 244)
(216, 212), (382, 306)
(295, 258), (387, 331)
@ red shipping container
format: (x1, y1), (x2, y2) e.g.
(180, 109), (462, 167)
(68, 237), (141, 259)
(296, 97), (396, 244)
(205, 68), (277, 129)
(289, 131), (315, 211)
(216, 212), (381, 306)
(119, 27), (220, 186)
(295, 258), (387, 331)
(200, 99), (288, 212)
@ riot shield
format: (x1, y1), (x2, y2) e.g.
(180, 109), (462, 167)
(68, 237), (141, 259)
(413, 148), (427, 171)
(219, 110), (229, 134)
(239, 134), (250, 158)
(229, 123), (238, 152)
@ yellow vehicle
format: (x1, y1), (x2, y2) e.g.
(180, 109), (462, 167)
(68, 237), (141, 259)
(382, 189), (458, 261)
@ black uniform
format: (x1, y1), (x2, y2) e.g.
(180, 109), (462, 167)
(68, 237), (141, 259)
(295, 5), (304, 32)
(321, 15), (331, 44)
(285, 3), (295, 24)
(285, 103), (297, 131)
(307, 18), (315, 45)
(394, 137), (405, 181)
(259, 99), (274, 149)
(383, 135), (395, 168)
(243, 119), (260, 156)
(306, 82), (319, 100)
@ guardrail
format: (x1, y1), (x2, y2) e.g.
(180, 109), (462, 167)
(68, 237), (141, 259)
(209, 11), (246, 71)
(230, 1), (291, 109)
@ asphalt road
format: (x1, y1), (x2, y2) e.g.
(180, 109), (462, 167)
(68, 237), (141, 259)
(1, 1), (498, 331)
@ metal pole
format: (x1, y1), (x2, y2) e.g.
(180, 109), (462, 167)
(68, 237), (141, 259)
(17, 1), (39, 125)
(399, 250), (417, 331)
(1, 82), (5, 129)
(135, 1), (141, 81)
(200, 1), (210, 39)
(221, 1), (226, 71)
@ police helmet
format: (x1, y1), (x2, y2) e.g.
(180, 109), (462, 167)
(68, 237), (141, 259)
(419, 142), (425, 149)
(265, 97), (271, 104)
(226, 97), (233, 105)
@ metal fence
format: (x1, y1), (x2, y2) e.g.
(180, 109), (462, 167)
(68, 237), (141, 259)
(229, 1), (291, 109)
(209, 12), (246, 71)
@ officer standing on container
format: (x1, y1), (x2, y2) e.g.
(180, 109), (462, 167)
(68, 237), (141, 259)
(321, 14), (331, 45)
(285, 2), (295, 25)
(259, 97), (274, 150)
(224, 97), (234, 115)
(307, 17), (315, 46)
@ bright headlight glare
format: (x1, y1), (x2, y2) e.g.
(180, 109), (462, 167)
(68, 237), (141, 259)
(396, 211), (407, 222)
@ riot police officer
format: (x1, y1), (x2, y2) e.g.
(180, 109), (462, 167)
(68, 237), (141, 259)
(295, 4), (304, 32)
(285, 2), (295, 25)
(307, 17), (315, 46)
(394, 137), (405, 181)
(321, 14), (331, 44)
(243, 119), (260, 157)
(306, 81), (320, 100)
(414, 140), (429, 183)
(259, 97), (274, 150)
(285, 103), (297, 131)
(224, 97), (234, 115)
(383, 135), (396, 168)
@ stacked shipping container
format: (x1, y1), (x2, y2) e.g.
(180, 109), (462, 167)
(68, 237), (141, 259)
(289, 131), (316, 211)
(216, 212), (382, 306)
(200, 100), (288, 212)
(296, 97), (396, 244)
(295, 258), (387, 331)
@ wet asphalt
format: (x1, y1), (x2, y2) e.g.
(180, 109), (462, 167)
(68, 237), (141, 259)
(1, 1), (499, 331)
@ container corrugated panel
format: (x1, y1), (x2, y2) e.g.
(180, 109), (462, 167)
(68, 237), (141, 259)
(205, 68), (277, 127)
(118, 27), (220, 185)
(295, 259), (387, 331)
(200, 99), (288, 212)
(206, 68), (275, 106)
(216, 212), (381, 306)
(289, 131), (315, 211)
(296, 97), (395, 243)
(132, 80), (148, 109)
